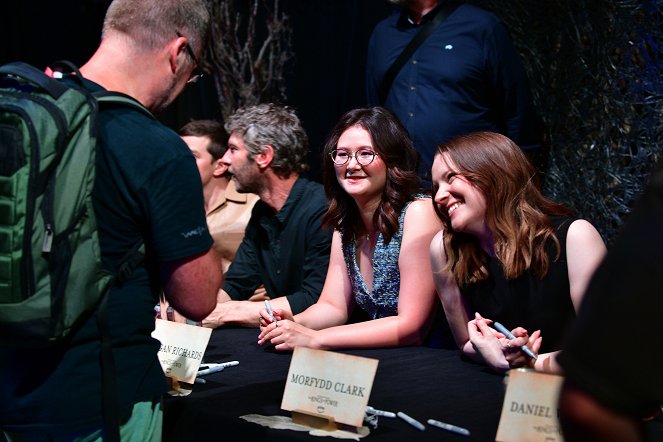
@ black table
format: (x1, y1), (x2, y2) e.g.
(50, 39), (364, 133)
(163, 327), (506, 441)
(162, 327), (663, 441)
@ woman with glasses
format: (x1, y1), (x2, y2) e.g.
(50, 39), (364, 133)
(429, 132), (606, 373)
(258, 106), (442, 350)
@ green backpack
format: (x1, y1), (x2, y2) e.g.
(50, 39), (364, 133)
(0, 61), (149, 347)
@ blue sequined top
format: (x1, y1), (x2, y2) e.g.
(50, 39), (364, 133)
(341, 198), (421, 319)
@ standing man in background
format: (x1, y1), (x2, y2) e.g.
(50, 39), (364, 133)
(367, 0), (542, 182)
(1, 0), (221, 440)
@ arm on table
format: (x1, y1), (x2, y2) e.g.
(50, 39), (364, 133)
(261, 199), (441, 351)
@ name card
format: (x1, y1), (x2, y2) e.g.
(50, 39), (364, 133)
(151, 319), (212, 383)
(281, 347), (379, 428)
(496, 369), (564, 442)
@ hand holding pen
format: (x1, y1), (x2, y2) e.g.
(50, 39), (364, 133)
(264, 300), (278, 327)
(492, 321), (539, 361)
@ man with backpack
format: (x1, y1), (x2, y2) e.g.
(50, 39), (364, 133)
(0, 0), (220, 440)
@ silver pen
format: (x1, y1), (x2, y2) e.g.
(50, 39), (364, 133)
(427, 419), (470, 436)
(493, 321), (538, 360)
(197, 360), (239, 376)
(397, 411), (425, 431)
(366, 406), (396, 418)
(264, 300), (278, 326)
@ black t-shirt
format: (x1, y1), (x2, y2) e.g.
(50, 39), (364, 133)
(0, 79), (213, 431)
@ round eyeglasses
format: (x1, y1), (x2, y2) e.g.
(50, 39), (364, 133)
(330, 149), (379, 166)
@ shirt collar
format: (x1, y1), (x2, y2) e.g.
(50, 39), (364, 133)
(397, 1), (444, 29)
(207, 179), (250, 215)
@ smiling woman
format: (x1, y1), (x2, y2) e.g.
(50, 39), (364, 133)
(257, 106), (444, 351)
(429, 131), (607, 374)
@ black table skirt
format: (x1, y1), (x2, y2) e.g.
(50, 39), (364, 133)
(163, 327), (506, 441)
(162, 327), (663, 441)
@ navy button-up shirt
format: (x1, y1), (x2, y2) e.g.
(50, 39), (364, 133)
(367, 3), (541, 177)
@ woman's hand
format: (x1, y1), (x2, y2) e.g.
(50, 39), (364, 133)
(468, 313), (510, 371)
(468, 313), (541, 372)
(257, 319), (320, 351)
(504, 327), (542, 369)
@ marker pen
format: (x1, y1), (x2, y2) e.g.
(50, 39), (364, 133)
(366, 406), (396, 418)
(264, 300), (278, 326)
(493, 321), (538, 360)
(197, 360), (239, 376)
(397, 412), (425, 431)
(427, 419), (470, 436)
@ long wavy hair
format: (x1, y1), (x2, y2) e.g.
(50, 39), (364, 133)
(434, 132), (572, 286)
(322, 107), (420, 244)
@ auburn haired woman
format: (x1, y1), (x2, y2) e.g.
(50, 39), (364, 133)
(429, 131), (606, 373)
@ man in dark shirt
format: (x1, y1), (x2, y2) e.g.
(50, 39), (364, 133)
(1, 0), (221, 439)
(202, 103), (332, 328)
(367, 0), (541, 182)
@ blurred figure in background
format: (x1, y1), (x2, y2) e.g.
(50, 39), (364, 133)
(558, 166), (663, 442)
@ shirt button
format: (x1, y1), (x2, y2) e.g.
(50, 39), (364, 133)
(412, 59), (417, 64)
(410, 85), (416, 91)
(276, 269), (281, 274)
(408, 112), (414, 117)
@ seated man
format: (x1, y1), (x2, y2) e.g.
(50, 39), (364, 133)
(179, 120), (260, 275)
(203, 103), (332, 328)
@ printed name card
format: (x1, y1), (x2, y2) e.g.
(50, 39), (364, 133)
(281, 347), (379, 428)
(151, 319), (212, 383)
(496, 368), (565, 442)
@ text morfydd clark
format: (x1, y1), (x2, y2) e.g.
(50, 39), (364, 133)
(281, 347), (378, 427)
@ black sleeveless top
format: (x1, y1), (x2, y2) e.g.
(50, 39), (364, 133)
(462, 217), (576, 353)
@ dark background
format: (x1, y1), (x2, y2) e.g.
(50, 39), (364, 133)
(0, 0), (391, 184)
(2, 0), (662, 243)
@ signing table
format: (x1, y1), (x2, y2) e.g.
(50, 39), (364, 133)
(162, 327), (504, 441)
(162, 327), (662, 441)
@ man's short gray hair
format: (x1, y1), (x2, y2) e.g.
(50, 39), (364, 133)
(102, 0), (210, 54)
(225, 103), (310, 177)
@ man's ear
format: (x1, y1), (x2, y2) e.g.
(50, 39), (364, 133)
(254, 145), (274, 170)
(169, 35), (188, 74)
(212, 159), (228, 178)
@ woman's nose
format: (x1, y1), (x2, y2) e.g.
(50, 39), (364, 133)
(434, 184), (449, 204)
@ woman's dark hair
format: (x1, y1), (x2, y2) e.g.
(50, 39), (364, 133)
(321, 107), (420, 243)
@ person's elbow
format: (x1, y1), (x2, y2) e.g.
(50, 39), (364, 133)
(161, 248), (223, 320)
(397, 317), (429, 346)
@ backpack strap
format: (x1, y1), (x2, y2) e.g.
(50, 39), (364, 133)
(378, 0), (460, 105)
(0, 62), (69, 99)
(98, 241), (145, 442)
